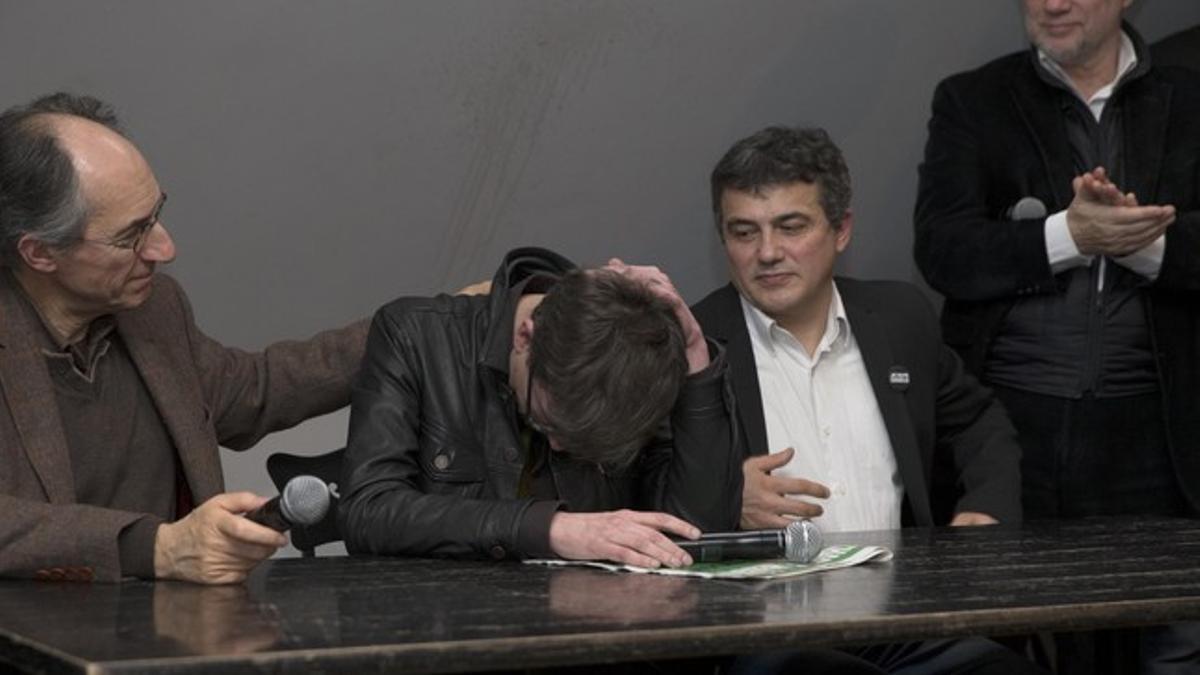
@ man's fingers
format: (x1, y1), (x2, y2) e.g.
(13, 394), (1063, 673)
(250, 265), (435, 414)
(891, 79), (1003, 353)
(208, 491), (271, 514)
(746, 448), (795, 472)
(757, 492), (824, 518)
(225, 539), (283, 563)
(741, 510), (794, 530)
(599, 542), (669, 569)
(624, 510), (700, 540)
(762, 474), (831, 499)
(608, 524), (691, 568)
(456, 280), (492, 296)
(950, 511), (999, 527)
(1094, 205), (1175, 225)
(217, 511), (288, 548)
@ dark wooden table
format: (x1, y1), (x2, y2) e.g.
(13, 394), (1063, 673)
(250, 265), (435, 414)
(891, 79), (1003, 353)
(1, 516), (1199, 674)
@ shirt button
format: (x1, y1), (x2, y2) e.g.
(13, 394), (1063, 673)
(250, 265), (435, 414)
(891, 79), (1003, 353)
(433, 454), (450, 471)
(504, 447), (519, 462)
(489, 545), (506, 560)
(822, 426), (832, 437)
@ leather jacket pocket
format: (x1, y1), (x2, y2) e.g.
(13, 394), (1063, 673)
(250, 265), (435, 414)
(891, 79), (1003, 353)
(418, 422), (486, 487)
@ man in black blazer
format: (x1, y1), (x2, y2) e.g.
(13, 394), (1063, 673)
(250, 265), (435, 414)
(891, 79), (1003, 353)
(915, 1), (1200, 524)
(915, 2), (1200, 671)
(693, 127), (1037, 674)
(694, 126), (1021, 533)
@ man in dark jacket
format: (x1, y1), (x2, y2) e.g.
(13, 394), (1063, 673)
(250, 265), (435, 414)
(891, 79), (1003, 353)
(915, 1), (1200, 523)
(692, 126), (1036, 675)
(339, 247), (742, 568)
(915, 2), (1200, 671)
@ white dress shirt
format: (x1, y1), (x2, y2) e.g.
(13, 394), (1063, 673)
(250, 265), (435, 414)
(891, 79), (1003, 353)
(741, 284), (902, 533)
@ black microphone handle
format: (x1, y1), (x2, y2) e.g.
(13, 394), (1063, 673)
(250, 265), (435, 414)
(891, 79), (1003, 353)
(675, 530), (785, 563)
(246, 496), (291, 532)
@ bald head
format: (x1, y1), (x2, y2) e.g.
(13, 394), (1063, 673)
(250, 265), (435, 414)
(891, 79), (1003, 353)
(0, 93), (128, 266)
(48, 114), (157, 234)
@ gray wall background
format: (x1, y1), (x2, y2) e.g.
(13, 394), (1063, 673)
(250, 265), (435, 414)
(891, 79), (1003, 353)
(3, 1), (1198, 555)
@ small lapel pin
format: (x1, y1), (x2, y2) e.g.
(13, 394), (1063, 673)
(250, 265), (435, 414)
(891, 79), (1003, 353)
(888, 366), (910, 391)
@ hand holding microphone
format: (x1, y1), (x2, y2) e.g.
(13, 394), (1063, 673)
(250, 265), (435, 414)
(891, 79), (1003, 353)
(246, 475), (332, 532)
(674, 519), (823, 564)
(153, 477), (330, 585)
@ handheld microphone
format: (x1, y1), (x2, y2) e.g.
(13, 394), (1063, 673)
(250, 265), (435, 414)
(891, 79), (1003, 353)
(246, 475), (331, 532)
(676, 519), (822, 564)
(1005, 196), (1047, 221)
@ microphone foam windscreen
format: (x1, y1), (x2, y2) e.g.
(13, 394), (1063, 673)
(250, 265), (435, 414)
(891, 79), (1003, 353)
(280, 475), (332, 526)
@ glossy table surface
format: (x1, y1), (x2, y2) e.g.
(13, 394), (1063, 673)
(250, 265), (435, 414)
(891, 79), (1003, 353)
(2, 516), (1199, 674)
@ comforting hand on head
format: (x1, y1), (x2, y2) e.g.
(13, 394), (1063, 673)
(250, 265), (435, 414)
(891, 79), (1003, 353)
(604, 258), (710, 374)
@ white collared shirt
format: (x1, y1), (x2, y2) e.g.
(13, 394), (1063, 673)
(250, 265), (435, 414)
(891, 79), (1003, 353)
(1039, 31), (1164, 284)
(741, 284), (902, 533)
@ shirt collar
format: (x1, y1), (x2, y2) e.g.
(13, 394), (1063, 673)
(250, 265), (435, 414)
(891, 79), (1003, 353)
(1036, 29), (1137, 112)
(740, 281), (850, 359)
(3, 268), (114, 353)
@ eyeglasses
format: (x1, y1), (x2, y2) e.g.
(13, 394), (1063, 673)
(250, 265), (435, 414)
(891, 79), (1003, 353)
(76, 192), (167, 253)
(524, 372), (557, 439)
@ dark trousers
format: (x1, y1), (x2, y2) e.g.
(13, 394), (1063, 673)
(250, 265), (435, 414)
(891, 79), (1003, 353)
(991, 386), (1196, 675)
(990, 387), (1186, 520)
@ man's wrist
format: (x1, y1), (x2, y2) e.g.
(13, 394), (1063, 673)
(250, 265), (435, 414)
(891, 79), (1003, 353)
(119, 517), (165, 580)
(1047, 209), (1092, 270)
(152, 521), (175, 580)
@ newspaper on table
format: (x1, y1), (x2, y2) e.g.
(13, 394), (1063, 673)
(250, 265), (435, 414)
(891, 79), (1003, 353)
(525, 544), (892, 580)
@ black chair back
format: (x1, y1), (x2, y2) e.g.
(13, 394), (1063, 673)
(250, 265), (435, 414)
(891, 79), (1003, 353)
(265, 448), (345, 556)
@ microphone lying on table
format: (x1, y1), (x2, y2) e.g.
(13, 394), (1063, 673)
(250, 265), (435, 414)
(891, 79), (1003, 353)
(674, 519), (823, 564)
(246, 475), (331, 532)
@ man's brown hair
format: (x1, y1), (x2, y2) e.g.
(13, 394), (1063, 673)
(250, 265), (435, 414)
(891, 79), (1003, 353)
(529, 268), (688, 470)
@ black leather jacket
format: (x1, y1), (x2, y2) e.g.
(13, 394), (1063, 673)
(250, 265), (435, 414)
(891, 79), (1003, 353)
(339, 247), (742, 560)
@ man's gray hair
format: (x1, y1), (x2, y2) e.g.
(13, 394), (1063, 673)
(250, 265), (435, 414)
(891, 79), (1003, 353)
(0, 93), (123, 266)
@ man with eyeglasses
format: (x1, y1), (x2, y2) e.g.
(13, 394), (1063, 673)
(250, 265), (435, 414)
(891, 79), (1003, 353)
(0, 93), (368, 584)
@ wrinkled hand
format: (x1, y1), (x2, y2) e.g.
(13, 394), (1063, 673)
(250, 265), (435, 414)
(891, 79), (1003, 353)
(154, 493), (287, 585)
(604, 258), (709, 374)
(741, 448), (830, 529)
(949, 511), (999, 527)
(1067, 168), (1174, 257)
(548, 510), (700, 568)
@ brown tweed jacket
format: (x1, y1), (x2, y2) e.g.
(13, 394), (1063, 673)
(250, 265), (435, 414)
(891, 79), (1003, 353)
(0, 272), (367, 582)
